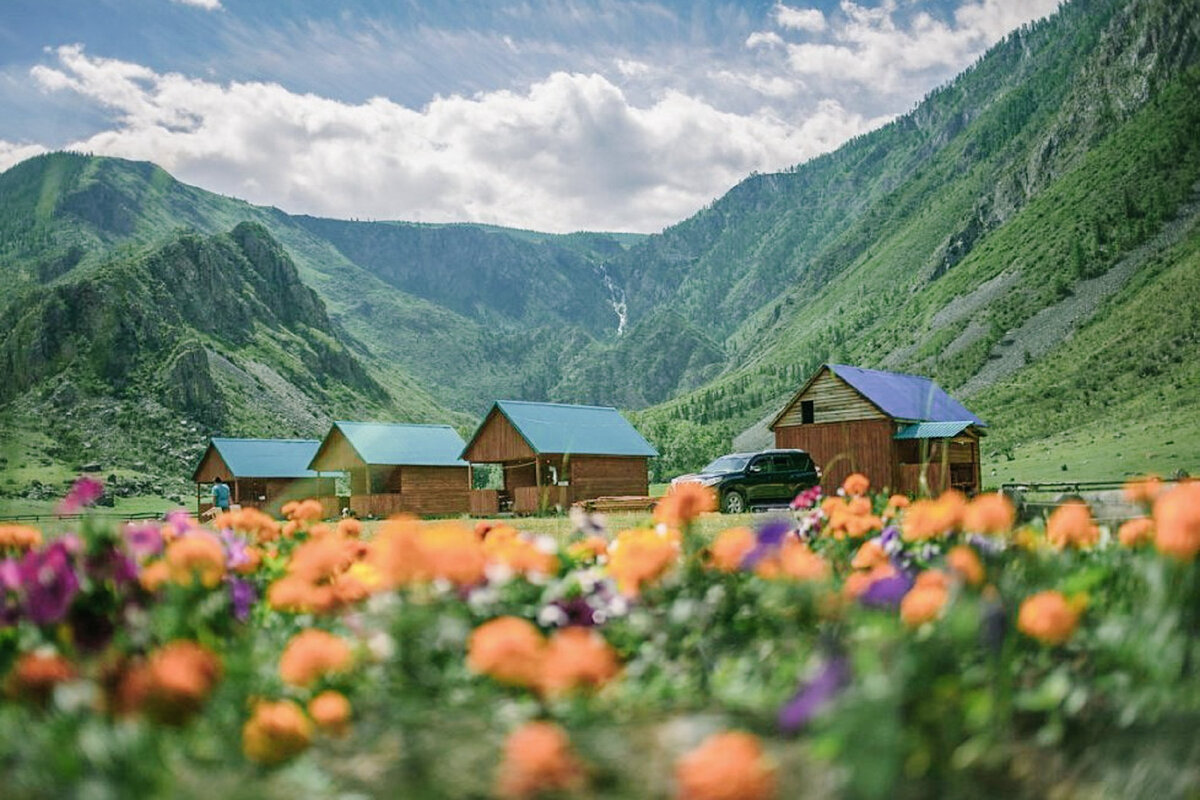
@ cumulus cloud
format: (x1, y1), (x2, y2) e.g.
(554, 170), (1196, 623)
(0, 140), (49, 172)
(745, 31), (785, 49)
(774, 4), (826, 32)
(28, 46), (878, 232)
(780, 0), (1060, 93)
(172, 0), (222, 10)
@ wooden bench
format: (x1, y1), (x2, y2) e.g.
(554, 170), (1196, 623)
(573, 495), (659, 514)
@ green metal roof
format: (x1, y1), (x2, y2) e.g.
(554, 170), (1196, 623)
(329, 421), (468, 467)
(893, 421), (976, 440)
(203, 438), (322, 479)
(487, 400), (658, 457)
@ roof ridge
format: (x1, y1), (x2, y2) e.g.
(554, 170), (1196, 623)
(497, 399), (618, 411)
(212, 437), (321, 443)
(829, 363), (936, 384)
(334, 420), (455, 429)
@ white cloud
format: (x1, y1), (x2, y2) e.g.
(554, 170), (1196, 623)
(745, 31), (785, 49)
(774, 4), (826, 32)
(28, 46), (879, 233)
(172, 0), (223, 10)
(0, 140), (49, 172)
(780, 0), (1060, 92)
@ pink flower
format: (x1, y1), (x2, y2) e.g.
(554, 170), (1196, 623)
(58, 477), (104, 514)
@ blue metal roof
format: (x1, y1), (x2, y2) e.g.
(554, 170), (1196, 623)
(209, 438), (322, 479)
(491, 400), (658, 457)
(829, 364), (985, 425)
(894, 421), (976, 440)
(332, 421), (468, 467)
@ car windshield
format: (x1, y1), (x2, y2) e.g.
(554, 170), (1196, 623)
(702, 454), (751, 473)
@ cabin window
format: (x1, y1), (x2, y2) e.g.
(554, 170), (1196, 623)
(801, 400), (815, 424)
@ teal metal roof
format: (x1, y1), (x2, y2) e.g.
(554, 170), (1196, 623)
(487, 400), (658, 457)
(894, 421), (976, 440)
(330, 421), (468, 467)
(206, 438), (322, 479)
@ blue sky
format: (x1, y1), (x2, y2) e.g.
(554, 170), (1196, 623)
(0, 0), (1061, 232)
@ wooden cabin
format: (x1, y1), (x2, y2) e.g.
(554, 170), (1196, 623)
(307, 421), (470, 517)
(461, 400), (658, 514)
(769, 364), (985, 496)
(192, 438), (337, 518)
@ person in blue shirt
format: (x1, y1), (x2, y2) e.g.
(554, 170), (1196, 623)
(212, 477), (232, 513)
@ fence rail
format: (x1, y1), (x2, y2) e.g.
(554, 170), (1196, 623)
(0, 511), (166, 523)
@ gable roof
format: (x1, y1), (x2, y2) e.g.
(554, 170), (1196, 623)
(829, 365), (984, 425)
(471, 400), (658, 458)
(198, 438), (322, 480)
(322, 421), (469, 467)
(770, 364), (984, 429)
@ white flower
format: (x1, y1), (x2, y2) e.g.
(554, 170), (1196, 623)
(367, 631), (397, 661)
(537, 604), (569, 627)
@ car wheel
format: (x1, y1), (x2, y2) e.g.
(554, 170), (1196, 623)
(722, 490), (746, 514)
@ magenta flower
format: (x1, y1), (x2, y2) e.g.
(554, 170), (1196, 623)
(0, 558), (20, 626)
(229, 578), (256, 622)
(166, 509), (195, 538)
(124, 523), (164, 559)
(19, 541), (80, 625)
(58, 477), (104, 514)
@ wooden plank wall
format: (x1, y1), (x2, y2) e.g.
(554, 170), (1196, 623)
(464, 409), (536, 462)
(568, 456), (649, 502)
(310, 427), (363, 471)
(775, 419), (895, 493)
(775, 369), (886, 427)
(401, 466), (470, 515)
(513, 486), (568, 514)
(469, 490), (500, 516)
(193, 448), (232, 482)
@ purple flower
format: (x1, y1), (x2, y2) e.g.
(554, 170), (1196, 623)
(966, 533), (1006, 557)
(166, 510), (195, 538)
(229, 578), (257, 622)
(779, 655), (851, 733)
(219, 530), (252, 571)
(980, 597), (1007, 653)
(741, 517), (797, 569)
(858, 568), (914, 608)
(58, 477), (104, 514)
(124, 523), (163, 559)
(19, 542), (80, 625)
(85, 547), (139, 588)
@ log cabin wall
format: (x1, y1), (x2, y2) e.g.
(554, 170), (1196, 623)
(774, 419), (896, 493)
(775, 369), (887, 427)
(399, 466), (470, 515)
(569, 456), (649, 502)
(193, 448), (232, 483)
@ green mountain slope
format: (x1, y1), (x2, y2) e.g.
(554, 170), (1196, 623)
(631, 0), (1200, 481)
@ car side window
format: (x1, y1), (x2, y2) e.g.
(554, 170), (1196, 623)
(792, 454), (813, 472)
(765, 455), (788, 473)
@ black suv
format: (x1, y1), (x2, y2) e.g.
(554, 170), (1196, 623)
(671, 449), (821, 514)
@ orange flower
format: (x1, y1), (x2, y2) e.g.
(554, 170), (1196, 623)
(336, 517), (363, 538)
(962, 493), (1015, 536)
(0, 524), (42, 552)
(709, 527), (755, 572)
(369, 516), (427, 587)
(308, 690), (352, 737)
(285, 498), (325, 524)
(288, 535), (355, 583)
(139, 559), (171, 592)
(850, 539), (888, 570)
(165, 533), (226, 587)
(496, 721), (585, 799)
(1124, 475), (1163, 506)
(655, 482), (717, 527)
(886, 494), (911, 510)
(1017, 591), (1080, 646)
(1153, 481), (1200, 560)
(900, 570), (950, 628)
(843, 563), (897, 599)
(484, 527), (559, 576)
(539, 627), (620, 697)
(1046, 501), (1099, 550)
(420, 522), (488, 586)
(467, 616), (546, 689)
(279, 629), (353, 687)
(220, 507), (282, 543)
(243, 699), (312, 765)
(842, 473), (869, 496)
(607, 527), (680, 595)
(566, 536), (608, 562)
(946, 545), (984, 587)
(145, 641), (222, 722)
(675, 731), (777, 800)
(5, 652), (74, 702)
(1117, 517), (1155, 549)
(774, 539), (831, 582)
(901, 491), (966, 542)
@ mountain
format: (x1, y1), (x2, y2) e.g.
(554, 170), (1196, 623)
(3, 0), (1199, 501)
(628, 0), (1200, 480)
